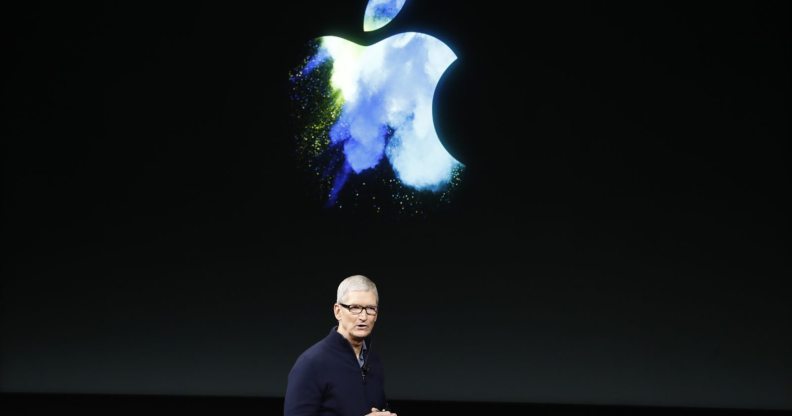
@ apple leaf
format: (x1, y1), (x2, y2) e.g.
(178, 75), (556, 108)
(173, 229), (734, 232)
(363, 0), (407, 32)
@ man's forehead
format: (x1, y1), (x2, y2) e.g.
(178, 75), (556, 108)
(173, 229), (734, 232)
(344, 290), (377, 304)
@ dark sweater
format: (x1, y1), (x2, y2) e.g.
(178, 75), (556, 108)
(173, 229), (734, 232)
(284, 327), (387, 416)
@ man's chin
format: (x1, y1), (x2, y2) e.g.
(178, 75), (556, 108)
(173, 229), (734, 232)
(352, 329), (371, 339)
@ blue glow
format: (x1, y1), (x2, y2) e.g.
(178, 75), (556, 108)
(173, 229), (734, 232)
(301, 47), (330, 76)
(364, 0), (407, 32)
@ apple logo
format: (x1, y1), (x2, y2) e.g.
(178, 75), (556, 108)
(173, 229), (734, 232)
(290, 0), (463, 213)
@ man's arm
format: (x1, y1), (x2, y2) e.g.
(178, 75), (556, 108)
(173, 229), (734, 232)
(284, 356), (322, 416)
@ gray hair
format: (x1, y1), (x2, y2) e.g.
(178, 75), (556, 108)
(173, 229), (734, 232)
(336, 275), (379, 304)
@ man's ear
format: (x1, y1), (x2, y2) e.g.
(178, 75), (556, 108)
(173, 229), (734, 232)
(332, 303), (341, 320)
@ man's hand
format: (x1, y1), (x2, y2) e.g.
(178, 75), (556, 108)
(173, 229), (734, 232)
(367, 407), (397, 416)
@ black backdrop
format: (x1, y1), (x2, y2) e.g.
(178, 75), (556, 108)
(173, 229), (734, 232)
(3, 0), (790, 411)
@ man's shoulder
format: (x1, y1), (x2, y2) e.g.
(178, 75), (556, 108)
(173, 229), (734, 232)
(294, 332), (336, 365)
(300, 338), (327, 358)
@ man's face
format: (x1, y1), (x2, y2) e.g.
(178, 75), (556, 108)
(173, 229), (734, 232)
(334, 290), (378, 342)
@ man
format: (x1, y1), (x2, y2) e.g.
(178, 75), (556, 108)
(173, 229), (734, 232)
(284, 275), (397, 416)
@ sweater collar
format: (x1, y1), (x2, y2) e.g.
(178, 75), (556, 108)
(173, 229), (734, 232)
(328, 325), (369, 351)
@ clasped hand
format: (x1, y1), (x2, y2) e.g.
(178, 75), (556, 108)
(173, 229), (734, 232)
(366, 407), (397, 416)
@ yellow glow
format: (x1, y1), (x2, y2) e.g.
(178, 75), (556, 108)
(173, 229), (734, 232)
(320, 37), (365, 104)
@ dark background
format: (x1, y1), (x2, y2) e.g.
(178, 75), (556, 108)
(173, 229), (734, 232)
(3, 0), (790, 412)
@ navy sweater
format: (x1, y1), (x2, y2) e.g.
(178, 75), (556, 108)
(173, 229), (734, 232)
(284, 327), (387, 416)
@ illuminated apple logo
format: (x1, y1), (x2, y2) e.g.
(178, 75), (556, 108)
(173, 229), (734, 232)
(290, 0), (463, 213)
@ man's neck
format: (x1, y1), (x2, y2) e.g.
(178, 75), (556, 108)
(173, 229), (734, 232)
(338, 329), (364, 356)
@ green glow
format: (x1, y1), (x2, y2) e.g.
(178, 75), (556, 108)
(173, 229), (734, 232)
(321, 37), (366, 104)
